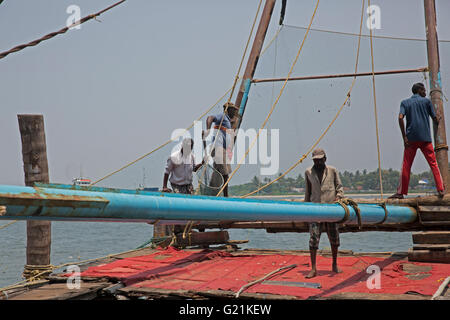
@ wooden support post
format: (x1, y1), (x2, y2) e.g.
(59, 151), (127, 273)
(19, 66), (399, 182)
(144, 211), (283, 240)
(407, 1), (450, 263)
(424, 0), (449, 191)
(152, 222), (174, 245)
(17, 115), (52, 278)
(233, 0), (276, 130)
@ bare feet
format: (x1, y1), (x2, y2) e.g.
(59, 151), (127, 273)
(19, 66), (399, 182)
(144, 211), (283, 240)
(437, 190), (445, 198)
(306, 269), (317, 279)
(332, 264), (342, 274)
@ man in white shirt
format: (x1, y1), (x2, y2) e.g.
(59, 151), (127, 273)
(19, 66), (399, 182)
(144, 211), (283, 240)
(162, 138), (204, 194)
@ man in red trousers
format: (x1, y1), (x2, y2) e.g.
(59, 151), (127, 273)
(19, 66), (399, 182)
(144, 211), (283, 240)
(389, 82), (445, 199)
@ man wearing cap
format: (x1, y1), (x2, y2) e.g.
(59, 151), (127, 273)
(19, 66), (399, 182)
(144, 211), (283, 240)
(202, 102), (238, 197)
(304, 148), (344, 278)
(389, 82), (444, 199)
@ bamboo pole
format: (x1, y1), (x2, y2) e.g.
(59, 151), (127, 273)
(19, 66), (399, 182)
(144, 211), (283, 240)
(251, 67), (429, 83)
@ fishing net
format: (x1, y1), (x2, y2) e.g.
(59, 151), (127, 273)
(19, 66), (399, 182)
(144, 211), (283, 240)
(86, 3), (450, 195)
(195, 163), (225, 196)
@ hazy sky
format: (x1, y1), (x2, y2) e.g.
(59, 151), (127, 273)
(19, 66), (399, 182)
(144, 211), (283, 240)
(1, 0), (450, 189)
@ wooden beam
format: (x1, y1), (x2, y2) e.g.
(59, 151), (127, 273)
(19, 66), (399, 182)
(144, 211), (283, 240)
(233, 0), (276, 129)
(408, 248), (450, 263)
(413, 231), (450, 244)
(418, 206), (450, 221)
(412, 244), (450, 250)
(252, 67), (429, 83)
(175, 231), (230, 247)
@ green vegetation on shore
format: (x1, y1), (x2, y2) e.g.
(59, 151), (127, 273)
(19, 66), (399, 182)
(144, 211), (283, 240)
(229, 166), (441, 196)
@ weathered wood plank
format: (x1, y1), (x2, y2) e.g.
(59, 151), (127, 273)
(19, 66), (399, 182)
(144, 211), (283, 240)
(413, 231), (450, 244)
(408, 248), (450, 263)
(420, 212), (450, 221)
(419, 206), (450, 212)
(119, 287), (298, 300)
(420, 221), (450, 226)
(413, 244), (450, 250)
(386, 194), (450, 206)
(175, 231), (229, 247)
(418, 206), (450, 221)
(118, 287), (205, 299)
(9, 282), (110, 300)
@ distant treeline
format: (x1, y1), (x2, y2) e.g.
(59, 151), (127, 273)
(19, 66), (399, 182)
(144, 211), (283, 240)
(229, 165), (447, 196)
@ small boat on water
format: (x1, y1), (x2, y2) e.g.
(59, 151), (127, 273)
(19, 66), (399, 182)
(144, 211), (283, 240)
(72, 178), (92, 187)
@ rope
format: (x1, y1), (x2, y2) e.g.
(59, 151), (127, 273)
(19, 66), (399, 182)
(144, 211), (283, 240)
(435, 143), (449, 152)
(376, 201), (389, 225)
(91, 5), (283, 189)
(22, 264), (54, 281)
(0, 220), (18, 230)
(283, 24), (450, 43)
(335, 200), (351, 224)
(260, 25), (283, 57)
(227, 0), (263, 103)
(336, 198), (362, 228)
(90, 86), (232, 187)
(241, 0), (366, 198)
(235, 264), (297, 298)
(0, 0), (126, 61)
(346, 198), (362, 230)
(0, 245), (152, 293)
(216, 0), (321, 197)
(368, 0), (384, 200)
(195, 0), (264, 197)
(182, 221), (195, 240)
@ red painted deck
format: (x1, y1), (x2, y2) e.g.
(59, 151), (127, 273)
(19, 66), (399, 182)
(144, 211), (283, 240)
(74, 247), (450, 299)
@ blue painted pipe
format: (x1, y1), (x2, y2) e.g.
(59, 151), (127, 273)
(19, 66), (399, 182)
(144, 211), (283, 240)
(0, 184), (417, 225)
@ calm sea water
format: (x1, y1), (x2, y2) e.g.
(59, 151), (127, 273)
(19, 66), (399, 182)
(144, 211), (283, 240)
(0, 220), (412, 288)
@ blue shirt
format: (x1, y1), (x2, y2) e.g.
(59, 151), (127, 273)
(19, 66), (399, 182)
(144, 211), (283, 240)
(399, 94), (436, 142)
(212, 113), (232, 148)
(212, 113), (232, 129)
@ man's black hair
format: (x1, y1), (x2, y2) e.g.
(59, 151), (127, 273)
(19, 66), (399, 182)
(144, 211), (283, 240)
(412, 82), (425, 94)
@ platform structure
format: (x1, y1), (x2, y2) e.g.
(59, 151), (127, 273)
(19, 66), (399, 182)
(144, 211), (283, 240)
(2, 246), (449, 301)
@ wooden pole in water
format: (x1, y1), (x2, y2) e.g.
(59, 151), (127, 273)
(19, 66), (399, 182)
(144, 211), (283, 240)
(17, 115), (52, 278)
(424, 0), (449, 192)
